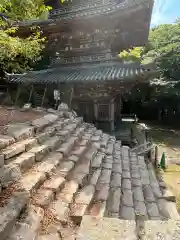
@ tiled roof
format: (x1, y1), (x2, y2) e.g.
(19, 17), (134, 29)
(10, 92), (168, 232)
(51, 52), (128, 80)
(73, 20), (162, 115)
(0, 104), (177, 239)
(19, 0), (151, 25)
(5, 62), (154, 84)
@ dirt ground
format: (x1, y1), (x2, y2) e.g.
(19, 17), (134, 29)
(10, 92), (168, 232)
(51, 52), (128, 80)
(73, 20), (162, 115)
(146, 123), (180, 212)
(0, 106), (44, 134)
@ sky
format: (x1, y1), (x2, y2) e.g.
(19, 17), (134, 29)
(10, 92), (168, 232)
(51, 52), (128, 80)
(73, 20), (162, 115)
(151, 0), (180, 26)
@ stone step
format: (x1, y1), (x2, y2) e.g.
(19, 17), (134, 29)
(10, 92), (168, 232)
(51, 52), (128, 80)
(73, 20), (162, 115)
(139, 220), (180, 239)
(57, 136), (78, 157)
(77, 216), (137, 240)
(6, 124), (35, 141)
(0, 191), (28, 240)
(70, 185), (95, 222)
(2, 138), (38, 160)
(43, 136), (61, 151)
(29, 145), (50, 162)
(6, 205), (44, 240)
(16, 152), (62, 193)
(0, 135), (15, 151)
(31, 114), (59, 133)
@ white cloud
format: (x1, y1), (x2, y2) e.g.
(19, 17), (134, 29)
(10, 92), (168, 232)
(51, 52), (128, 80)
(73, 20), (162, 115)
(151, 0), (172, 26)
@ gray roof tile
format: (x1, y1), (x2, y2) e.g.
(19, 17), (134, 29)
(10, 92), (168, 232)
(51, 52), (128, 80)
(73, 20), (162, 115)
(6, 63), (153, 84)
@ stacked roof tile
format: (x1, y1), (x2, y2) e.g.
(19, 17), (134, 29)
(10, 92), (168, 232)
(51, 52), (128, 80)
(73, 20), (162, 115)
(0, 105), (178, 240)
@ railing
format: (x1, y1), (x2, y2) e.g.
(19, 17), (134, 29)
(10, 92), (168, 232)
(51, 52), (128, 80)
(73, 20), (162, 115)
(131, 141), (154, 155)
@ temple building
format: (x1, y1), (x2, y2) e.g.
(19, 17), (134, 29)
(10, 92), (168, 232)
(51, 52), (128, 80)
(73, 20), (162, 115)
(6, 0), (155, 133)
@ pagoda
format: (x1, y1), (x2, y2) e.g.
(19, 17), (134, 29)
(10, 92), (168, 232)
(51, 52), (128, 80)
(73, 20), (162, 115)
(6, 0), (155, 132)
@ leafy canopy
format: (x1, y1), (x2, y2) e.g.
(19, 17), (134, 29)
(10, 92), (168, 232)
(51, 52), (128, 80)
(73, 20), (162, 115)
(119, 47), (144, 63)
(0, 0), (50, 74)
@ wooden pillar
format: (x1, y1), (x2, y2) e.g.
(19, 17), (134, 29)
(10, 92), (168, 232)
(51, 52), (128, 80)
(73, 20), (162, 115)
(69, 85), (74, 109)
(110, 99), (115, 133)
(94, 100), (98, 128)
(28, 85), (34, 102)
(15, 84), (21, 106)
(41, 84), (47, 107)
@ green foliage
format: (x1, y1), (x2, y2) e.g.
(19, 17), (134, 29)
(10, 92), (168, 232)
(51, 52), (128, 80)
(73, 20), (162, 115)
(146, 23), (180, 80)
(119, 47), (144, 62)
(0, 0), (49, 74)
(0, 0), (51, 20)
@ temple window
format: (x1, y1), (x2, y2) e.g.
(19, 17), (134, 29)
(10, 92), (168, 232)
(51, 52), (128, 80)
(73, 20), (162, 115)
(95, 29), (100, 33)
(65, 47), (68, 51)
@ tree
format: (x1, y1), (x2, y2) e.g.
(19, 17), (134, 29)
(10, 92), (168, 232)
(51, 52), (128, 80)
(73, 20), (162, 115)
(0, 0), (51, 20)
(119, 47), (144, 63)
(148, 23), (180, 80)
(0, 0), (51, 74)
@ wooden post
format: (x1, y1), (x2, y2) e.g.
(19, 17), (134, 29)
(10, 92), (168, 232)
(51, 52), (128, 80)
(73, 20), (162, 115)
(41, 84), (47, 107)
(110, 99), (115, 133)
(15, 84), (21, 106)
(94, 100), (98, 128)
(28, 85), (34, 102)
(155, 145), (158, 168)
(69, 85), (74, 109)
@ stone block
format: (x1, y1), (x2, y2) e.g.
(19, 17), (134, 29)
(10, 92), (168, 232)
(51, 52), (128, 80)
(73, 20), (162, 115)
(7, 205), (44, 240)
(89, 169), (101, 186)
(50, 200), (69, 222)
(88, 202), (106, 217)
(31, 117), (49, 132)
(0, 154), (4, 167)
(6, 124), (34, 141)
(0, 135), (15, 150)
(133, 187), (144, 202)
(57, 137), (76, 156)
(122, 179), (131, 190)
(3, 141), (26, 160)
(134, 201), (148, 219)
(95, 184), (109, 202)
(92, 153), (104, 168)
(112, 163), (122, 174)
(43, 114), (59, 123)
(162, 188), (176, 202)
(141, 220), (180, 239)
(122, 190), (133, 207)
(74, 185), (95, 205)
(71, 146), (87, 157)
(29, 145), (49, 162)
(0, 192), (28, 240)
(44, 136), (61, 151)
(143, 185), (155, 202)
(12, 152), (35, 173)
(107, 188), (121, 213)
(110, 173), (122, 188)
(106, 143), (114, 155)
(19, 172), (46, 192)
(59, 180), (79, 203)
(120, 206), (135, 220)
(146, 202), (160, 218)
(0, 164), (21, 187)
(77, 216), (137, 240)
(122, 171), (131, 179)
(98, 169), (111, 184)
(36, 153), (62, 176)
(33, 188), (54, 206)
(43, 175), (65, 192)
